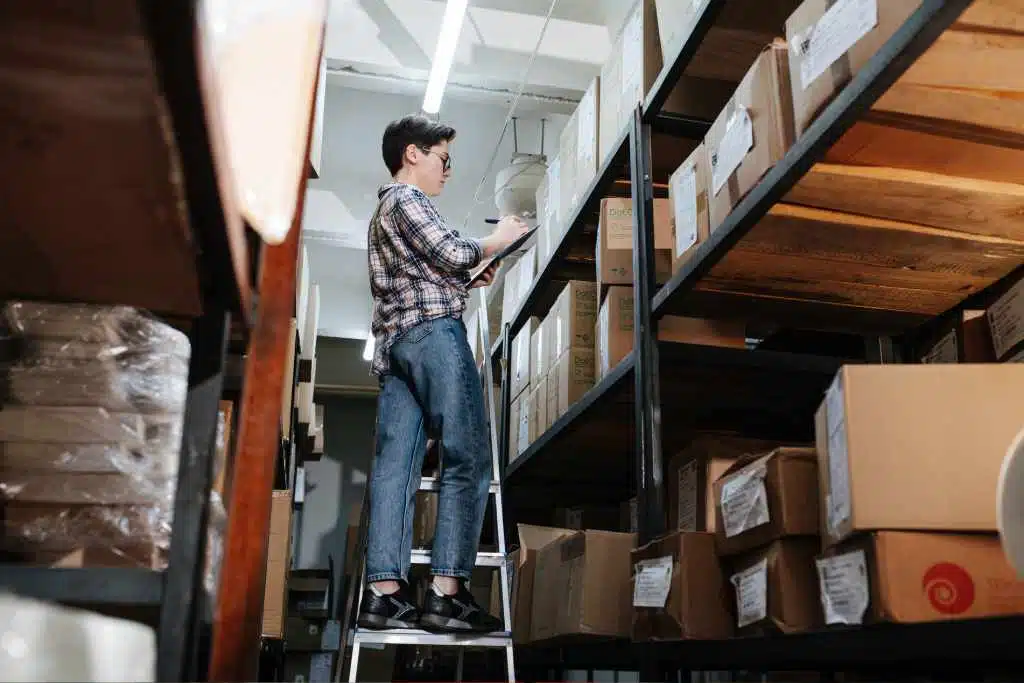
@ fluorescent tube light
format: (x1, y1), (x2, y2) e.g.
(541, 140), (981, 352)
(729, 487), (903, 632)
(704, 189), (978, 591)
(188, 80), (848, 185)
(362, 335), (375, 362)
(422, 0), (469, 114)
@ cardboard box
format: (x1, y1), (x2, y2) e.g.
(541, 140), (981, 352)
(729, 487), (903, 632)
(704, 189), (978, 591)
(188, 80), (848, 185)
(501, 259), (520, 327)
(531, 529), (638, 640)
(530, 322), (548, 387)
(596, 197), (674, 288)
(713, 448), (820, 557)
(510, 317), (539, 399)
(815, 364), (1024, 547)
(707, 41), (795, 232)
(666, 434), (794, 533)
(514, 388), (531, 459)
(546, 280), (598, 369)
(597, 287), (746, 377)
(987, 275), (1024, 361)
(547, 348), (596, 421)
(575, 78), (601, 204)
(508, 393), (522, 462)
(631, 531), (733, 641)
(669, 143), (711, 272)
(728, 537), (822, 635)
(786, 0), (924, 136)
(919, 310), (995, 363)
(506, 525), (577, 643)
(818, 531), (1024, 627)
(528, 379), (548, 444)
(559, 107), (580, 221)
(262, 489), (293, 638)
(553, 505), (622, 531)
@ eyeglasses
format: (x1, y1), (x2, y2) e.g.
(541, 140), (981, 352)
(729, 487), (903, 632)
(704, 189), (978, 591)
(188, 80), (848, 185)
(420, 147), (452, 172)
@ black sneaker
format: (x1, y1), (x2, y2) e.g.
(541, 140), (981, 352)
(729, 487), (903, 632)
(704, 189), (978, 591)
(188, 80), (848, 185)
(357, 581), (420, 630)
(420, 581), (504, 633)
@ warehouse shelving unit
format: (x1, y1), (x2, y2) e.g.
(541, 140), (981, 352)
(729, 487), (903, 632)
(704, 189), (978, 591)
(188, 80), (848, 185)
(496, 0), (1024, 675)
(0, 4), (323, 682)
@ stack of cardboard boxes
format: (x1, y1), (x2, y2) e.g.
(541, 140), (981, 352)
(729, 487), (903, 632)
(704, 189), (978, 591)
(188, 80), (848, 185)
(499, 363), (1024, 644)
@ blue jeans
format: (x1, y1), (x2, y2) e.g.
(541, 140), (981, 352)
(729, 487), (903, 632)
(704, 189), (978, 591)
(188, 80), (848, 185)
(365, 316), (491, 583)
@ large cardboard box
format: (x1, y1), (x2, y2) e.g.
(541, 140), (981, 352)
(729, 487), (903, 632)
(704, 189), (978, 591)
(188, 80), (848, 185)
(597, 287), (746, 378)
(919, 309), (995, 363)
(262, 489), (293, 639)
(666, 435), (794, 533)
(815, 364), (1024, 547)
(707, 41), (795, 232)
(510, 317), (539, 399)
(559, 108), (580, 222)
(532, 529), (637, 640)
(508, 393), (522, 463)
(575, 78), (601, 205)
(547, 348), (596, 421)
(515, 388), (531, 458)
(669, 143), (711, 273)
(530, 322), (548, 387)
(713, 448), (820, 557)
(546, 280), (598, 369)
(501, 525), (577, 643)
(817, 531), (1024, 627)
(528, 379), (548, 444)
(631, 531), (733, 641)
(785, 0), (923, 135)
(728, 537), (821, 635)
(596, 197), (674, 288)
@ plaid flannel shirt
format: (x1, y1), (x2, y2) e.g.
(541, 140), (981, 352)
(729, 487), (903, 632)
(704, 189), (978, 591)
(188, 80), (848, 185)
(368, 182), (483, 376)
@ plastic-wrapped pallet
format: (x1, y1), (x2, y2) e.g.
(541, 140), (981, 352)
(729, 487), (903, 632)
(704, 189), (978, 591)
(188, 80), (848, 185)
(0, 302), (189, 570)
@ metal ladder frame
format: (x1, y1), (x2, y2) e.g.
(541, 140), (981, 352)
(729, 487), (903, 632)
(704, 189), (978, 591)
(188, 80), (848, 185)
(338, 287), (516, 682)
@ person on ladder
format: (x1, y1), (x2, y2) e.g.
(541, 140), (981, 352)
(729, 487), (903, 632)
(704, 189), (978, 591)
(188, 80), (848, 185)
(359, 114), (529, 634)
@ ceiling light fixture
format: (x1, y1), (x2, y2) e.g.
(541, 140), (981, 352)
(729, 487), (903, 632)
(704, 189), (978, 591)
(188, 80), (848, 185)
(422, 0), (469, 114)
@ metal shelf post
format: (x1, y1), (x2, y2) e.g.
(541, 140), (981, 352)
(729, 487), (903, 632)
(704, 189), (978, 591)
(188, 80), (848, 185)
(629, 106), (666, 546)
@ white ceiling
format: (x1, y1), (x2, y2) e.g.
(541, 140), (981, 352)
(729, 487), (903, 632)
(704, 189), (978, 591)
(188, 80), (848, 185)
(306, 0), (619, 342)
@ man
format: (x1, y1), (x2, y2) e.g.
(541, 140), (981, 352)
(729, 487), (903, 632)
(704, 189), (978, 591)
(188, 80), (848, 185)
(358, 114), (529, 633)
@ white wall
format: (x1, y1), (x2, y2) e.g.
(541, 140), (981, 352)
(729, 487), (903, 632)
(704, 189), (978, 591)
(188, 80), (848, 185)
(305, 83), (568, 340)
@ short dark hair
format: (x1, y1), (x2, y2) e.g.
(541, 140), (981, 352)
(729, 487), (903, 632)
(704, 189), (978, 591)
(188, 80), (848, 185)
(382, 115), (456, 176)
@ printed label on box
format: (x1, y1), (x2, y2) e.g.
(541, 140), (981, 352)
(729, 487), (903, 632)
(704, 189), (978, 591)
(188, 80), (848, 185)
(711, 107), (754, 195)
(719, 455), (771, 538)
(921, 329), (958, 364)
(633, 555), (674, 608)
(672, 164), (699, 257)
(731, 558), (768, 628)
(793, 0), (879, 89)
(677, 459), (699, 531)
(816, 549), (870, 625)
(988, 279), (1024, 359)
(825, 373), (851, 536)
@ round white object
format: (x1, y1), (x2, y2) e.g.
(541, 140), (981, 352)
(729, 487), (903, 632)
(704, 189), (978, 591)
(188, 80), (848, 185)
(996, 425), (1024, 577)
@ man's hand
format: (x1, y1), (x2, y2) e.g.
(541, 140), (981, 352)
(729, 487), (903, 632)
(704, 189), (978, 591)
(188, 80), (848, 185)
(469, 262), (497, 288)
(479, 214), (530, 258)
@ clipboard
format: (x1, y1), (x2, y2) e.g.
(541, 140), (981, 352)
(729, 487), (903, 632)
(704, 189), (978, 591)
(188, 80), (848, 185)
(468, 227), (538, 285)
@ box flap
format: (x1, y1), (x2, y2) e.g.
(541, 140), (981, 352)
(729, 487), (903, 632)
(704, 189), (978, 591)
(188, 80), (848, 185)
(516, 524), (577, 562)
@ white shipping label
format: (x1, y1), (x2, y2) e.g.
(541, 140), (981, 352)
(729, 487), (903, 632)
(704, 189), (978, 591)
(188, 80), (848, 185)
(816, 550), (870, 625)
(633, 555), (674, 608)
(731, 558), (768, 628)
(988, 279), (1024, 359)
(622, 9), (644, 97)
(671, 164), (699, 257)
(794, 0), (879, 90)
(719, 457), (771, 538)
(921, 329), (958, 364)
(677, 459), (699, 531)
(711, 107), (754, 195)
(825, 373), (851, 536)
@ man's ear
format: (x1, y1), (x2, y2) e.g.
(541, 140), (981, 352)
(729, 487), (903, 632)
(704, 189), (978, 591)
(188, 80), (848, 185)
(404, 143), (419, 166)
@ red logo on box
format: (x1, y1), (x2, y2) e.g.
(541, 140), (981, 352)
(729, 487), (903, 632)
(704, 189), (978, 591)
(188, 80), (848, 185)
(922, 562), (975, 614)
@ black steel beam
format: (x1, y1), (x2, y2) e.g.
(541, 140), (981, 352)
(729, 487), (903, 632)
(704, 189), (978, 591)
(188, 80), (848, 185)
(630, 107), (665, 546)
(652, 0), (974, 325)
(157, 310), (231, 682)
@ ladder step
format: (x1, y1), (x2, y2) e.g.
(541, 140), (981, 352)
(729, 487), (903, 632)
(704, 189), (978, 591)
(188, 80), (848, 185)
(410, 549), (505, 567)
(350, 627), (512, 648)
(419, 476), (500, 493)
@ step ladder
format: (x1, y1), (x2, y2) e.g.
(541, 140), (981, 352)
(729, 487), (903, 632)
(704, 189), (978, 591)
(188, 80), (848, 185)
(338, 288), (516, 683)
